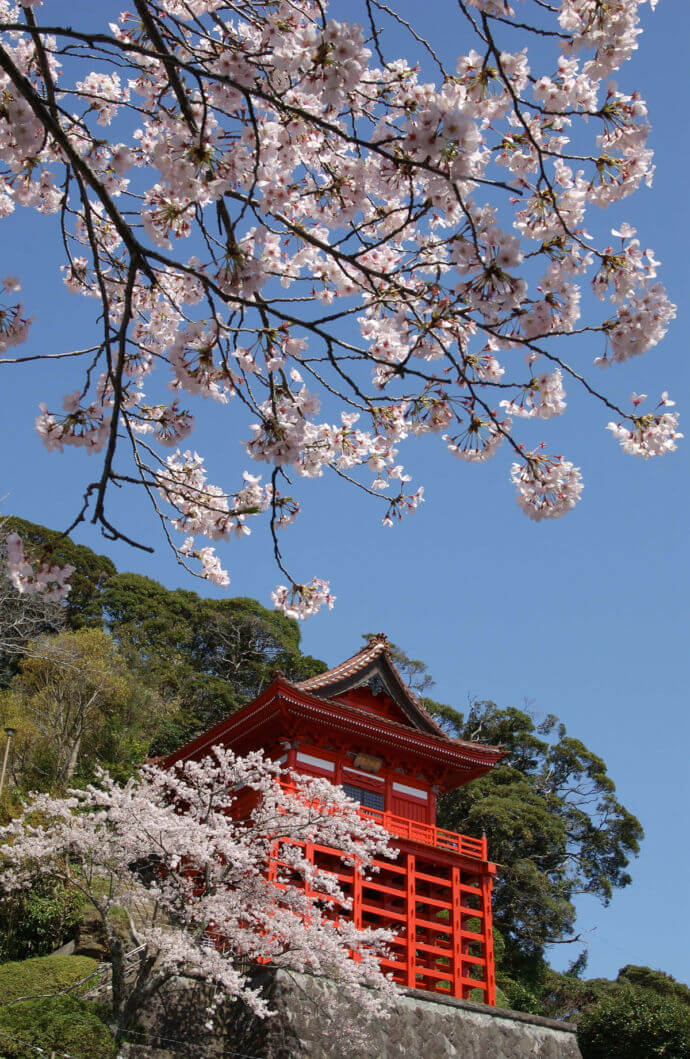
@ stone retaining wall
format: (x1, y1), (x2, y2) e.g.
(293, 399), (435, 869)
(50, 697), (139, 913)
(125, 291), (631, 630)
(119, 969), (582, 1059)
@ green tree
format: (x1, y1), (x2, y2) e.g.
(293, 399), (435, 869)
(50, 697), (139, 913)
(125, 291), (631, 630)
(101, 574), (326, 742)
(2, 521), (327, 748)
(0, 877), (84, 962)
(578, 985), (690, 1058)
(617, 966), (690, 1008)
(425, 698), (642, 970)
(0, 956), (115, 1059)
(0, 628), (165, 788)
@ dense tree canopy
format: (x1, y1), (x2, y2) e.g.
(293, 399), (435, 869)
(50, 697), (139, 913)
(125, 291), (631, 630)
(1, 517), (326, 756)
(577, 984), (690, 1059)
(2, 516), (116, 630)
(0, 627), (164, 787)
(430, 698), (643, 964)
(101, 574), (326, 739)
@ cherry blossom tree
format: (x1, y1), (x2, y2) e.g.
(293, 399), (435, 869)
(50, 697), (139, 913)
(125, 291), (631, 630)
(0, 0), (680, 616)
(0, 747), (396, 1045)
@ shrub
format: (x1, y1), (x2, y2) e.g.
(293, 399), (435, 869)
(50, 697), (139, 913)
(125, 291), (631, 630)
(0, 955), (115, 1059)
(0, 878), (84, 961)
(578, 984), (690, 1059)
(0, 996), (116, 1059)
(0, 955), (98, 999)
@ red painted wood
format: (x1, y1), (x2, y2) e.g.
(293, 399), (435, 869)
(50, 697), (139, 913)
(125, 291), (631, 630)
(406, 852), (416, 989)
(391, 794), (428, 823)
(481, 872), (496, 1006)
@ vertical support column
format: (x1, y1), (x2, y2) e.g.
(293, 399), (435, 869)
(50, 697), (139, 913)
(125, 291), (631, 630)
(406, 852), (416, 989)
(384, 771), (392, 814)
(267, 839), (279, 884)
(451, 865), (463, 999)
(351, 857), (363, 965)
(352, 857), (362, 931)
(304, 841), (314, 901)
(481, 866), (496, 1006)
(429, 785), (438, 827)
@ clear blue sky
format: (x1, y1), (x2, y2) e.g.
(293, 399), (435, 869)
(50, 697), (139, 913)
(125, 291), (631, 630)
(2, 0), (688, 983)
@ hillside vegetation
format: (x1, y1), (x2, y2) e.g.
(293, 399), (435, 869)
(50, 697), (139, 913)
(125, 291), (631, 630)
(1, 521), (688, 1058)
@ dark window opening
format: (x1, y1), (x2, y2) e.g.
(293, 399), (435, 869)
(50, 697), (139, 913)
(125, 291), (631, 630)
(342, 783), (384, 811)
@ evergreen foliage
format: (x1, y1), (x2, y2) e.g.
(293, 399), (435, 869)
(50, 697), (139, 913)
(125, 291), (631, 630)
(2, 516), (116, 630)
(617, 965), (690, 1007)
(0, 518), (326, 761)
(577, 985), (690, 1058)
(0, 954), (99, 1002)
(423, 697), (643, 966)
(0, 995), (117, 1059)
(0, 954), (115, 1059)
(0, 627), (166, 788)
(0, 878), (84, 962)
(101, 574), (327, 742)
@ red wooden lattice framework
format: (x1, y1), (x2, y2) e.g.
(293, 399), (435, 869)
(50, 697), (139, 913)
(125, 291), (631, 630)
(166, 635), (504, 1005)
(273, 835), (496, 1002)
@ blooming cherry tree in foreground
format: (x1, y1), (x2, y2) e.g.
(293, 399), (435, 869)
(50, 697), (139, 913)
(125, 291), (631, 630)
(0, 748), (397, 1044)
(0, 0), (680, 615)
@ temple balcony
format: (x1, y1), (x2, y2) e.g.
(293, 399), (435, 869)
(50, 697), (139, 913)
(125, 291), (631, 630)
(356, 804), (488, 862)
(234, 779), (489, 864)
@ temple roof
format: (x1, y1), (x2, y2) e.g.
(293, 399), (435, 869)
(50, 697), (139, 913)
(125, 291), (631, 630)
(297, 633), (449, 739)
(164, 633), (505, 784)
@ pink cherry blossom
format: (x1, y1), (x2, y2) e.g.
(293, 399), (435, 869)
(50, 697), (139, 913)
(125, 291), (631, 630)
(511, 455), (584, 521)
(0, 0), (678, 612)
(0, 748), (398, 1045)
(5, 532), (75, 601)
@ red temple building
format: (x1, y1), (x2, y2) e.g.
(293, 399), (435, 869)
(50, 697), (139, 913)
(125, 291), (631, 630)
(165, 634), (506, 1004)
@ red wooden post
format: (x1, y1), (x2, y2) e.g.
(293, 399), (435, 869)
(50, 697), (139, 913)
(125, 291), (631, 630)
(304, 842), (314, 906)
(406, 852), (416, 989)
(451, 865), (463, 998)
(481, 866), (496, 1006)
(267, 839), (279, 883)
(352, 858), (362, 931)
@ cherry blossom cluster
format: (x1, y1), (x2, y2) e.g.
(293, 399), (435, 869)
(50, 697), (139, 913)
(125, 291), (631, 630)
(0, 272), (30, 355)
(4, 531), (74, 601)
(0, 0), (678, 612)
(0, 747), (398, 1043)
(501, 371), (567, 420)
(271, 579), (336, 621)
(607, 392), (682, 458)
(511, 454), (584, 521)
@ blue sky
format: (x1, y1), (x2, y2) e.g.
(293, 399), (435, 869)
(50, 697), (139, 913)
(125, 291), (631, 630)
(2, 0), (688, 982)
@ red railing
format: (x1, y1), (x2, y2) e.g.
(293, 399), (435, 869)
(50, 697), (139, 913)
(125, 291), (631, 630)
(357, 805), (487, 860)
(267, 837), (496, 1005)
(234, 780), (488, 862)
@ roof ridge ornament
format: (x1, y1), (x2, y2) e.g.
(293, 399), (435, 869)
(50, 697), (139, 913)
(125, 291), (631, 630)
(368, 674), (385, 696)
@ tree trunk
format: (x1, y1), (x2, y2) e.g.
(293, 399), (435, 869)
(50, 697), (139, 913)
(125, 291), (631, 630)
(64, 731), (82, 780)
